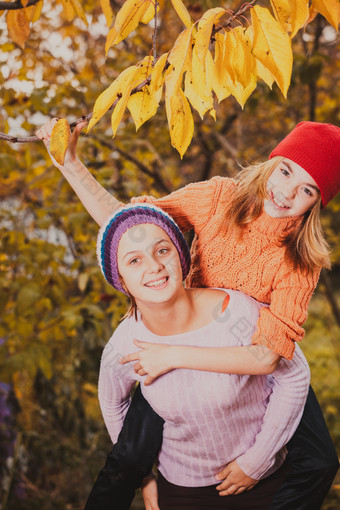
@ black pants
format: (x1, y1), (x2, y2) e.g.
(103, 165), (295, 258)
(157, 463), (290, 510)
(84, 386), (339, 510)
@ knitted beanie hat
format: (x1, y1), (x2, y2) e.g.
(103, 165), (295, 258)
(269, 121), (340, 207)
(97, 203), (191, 294)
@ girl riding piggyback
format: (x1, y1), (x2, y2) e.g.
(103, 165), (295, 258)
(36, 120), (340, 509)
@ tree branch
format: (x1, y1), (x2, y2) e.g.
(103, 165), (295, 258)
(0, 0), (40, 10)
(0, 0), (257, 144)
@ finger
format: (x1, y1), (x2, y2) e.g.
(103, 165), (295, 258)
(69, 120), (86, 145)
(138, 368), (146, 376)
(144, 375), (154, 386)
(215, 467), (231, 481)
(216, 479), (233, 491)
(120, 352), (140, 364)
(134, 339), (149, 348)
(218, 485), (239, 496)
(134, 362), (142, 373)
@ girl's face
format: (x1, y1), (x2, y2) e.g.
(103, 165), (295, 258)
(117, 224), (184, 307)
(264, 158), (320, 218)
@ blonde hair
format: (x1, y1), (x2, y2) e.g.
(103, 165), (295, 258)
(226, 157), (331, 271)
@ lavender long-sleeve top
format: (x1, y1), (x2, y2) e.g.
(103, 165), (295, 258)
(98, 289), (310, 486)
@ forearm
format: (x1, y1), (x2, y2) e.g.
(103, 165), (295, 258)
(58, 158), (123, 226)
(172, 344), (280, 375)
(236, 347), (310, 479)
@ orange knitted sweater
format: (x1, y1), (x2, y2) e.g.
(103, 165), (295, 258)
(132, 176), (320, 359)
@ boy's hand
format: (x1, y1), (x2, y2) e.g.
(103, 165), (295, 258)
(215, 459), (258, 495)
(120, 339), (176, 385)
(36, 118), (86, 169)
(141, 473), (160, 510)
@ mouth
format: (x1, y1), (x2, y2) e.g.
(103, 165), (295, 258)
(144, 276), (169, 289)
(271, 192), (290, 210)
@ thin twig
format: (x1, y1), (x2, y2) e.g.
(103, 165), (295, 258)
(0, 0), (40, 10)
(153, 0), (159, 61)
(1, 1), (258, 144)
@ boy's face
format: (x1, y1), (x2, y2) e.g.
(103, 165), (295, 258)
(264, 158), (320, 218)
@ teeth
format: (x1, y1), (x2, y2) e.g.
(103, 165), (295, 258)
(273, 195), (289, 208)
(145, 278), (167, 288)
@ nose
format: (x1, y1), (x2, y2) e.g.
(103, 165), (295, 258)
(281, 184), (296, 201)
(145, 255), (163, 273)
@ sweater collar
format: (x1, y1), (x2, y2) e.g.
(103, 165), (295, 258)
(252, 210), (303, 237)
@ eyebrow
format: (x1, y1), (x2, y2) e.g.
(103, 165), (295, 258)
(122, 238), (171, 261)
(283, 161), (320, 193)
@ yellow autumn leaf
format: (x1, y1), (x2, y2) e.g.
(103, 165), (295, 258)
(105, 0), (158, 52)
(231, 28), (257, 92)
(165, 26), (193, 99)
(270, 0), (291, 31)
(184, 66), (213, 119)
(270, 0), (309, 38)
(256, 58), (275, 88)
(7, 9), (30, 49)
(211, 32), (229, 102)
(50, 119), (71, 166)
(100, 0), (114, 26)
(59, 0), (76, 22)
(141, 0), (158, 23)
(25, 0), (44, 24)
(167, 88), (194, 158)
(170, 0), (193, 28)
(191, 9), (225, 97)
(312, 0), (339, 30)
(128, 86), (162, 130)
(251, 5), (292, 98)
(21, 0), (29, 6)
(229, 74), (257, 109)
(150, 52), (169, 93)
(70, 0), (88, 26)
(289, 0), (310, 38)
(110, 57), (154, 135)
(87, 65), (140, 132)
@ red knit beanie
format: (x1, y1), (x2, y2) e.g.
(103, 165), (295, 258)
(269, 121), (340, 207)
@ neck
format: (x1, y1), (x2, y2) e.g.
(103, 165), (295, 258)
(136, 288), (196, 336)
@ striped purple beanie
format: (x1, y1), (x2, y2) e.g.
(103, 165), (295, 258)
(97, 203), (191, 294)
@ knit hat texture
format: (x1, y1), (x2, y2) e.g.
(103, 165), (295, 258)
(97, 203), (191, 294)
(269, 121), (340, 206)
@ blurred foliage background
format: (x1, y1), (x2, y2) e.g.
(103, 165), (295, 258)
(0, 1), (339, 509)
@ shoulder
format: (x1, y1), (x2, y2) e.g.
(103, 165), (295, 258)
(101, 316), (137, 367)
(192, 288), (262, 326)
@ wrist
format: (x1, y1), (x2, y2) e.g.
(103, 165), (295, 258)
(169, 345), (184, 370)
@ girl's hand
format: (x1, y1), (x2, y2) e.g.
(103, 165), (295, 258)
(36, 118), (87, 170)
(141, 473), (160, 510)
(215, 459), (258, 496)
(120, 339), (177, 385)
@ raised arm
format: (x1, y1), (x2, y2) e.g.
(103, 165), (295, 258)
(36, 118), (123, 226)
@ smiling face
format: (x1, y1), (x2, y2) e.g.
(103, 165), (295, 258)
(264, 158), (320, 218)
(117, 223), (184, 308)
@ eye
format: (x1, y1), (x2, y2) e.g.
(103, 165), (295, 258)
(302, 187), (312, 196)
(129, 257), (140, 265)
(280, 167), (290, 177)
(158, 248), (169, 255)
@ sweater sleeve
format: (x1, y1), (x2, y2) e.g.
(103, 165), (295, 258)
(251, 265), (321, 359)
(236, 345), (310, 479)
(131, 176), (228, 233)
(98, 322), (137, 444)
